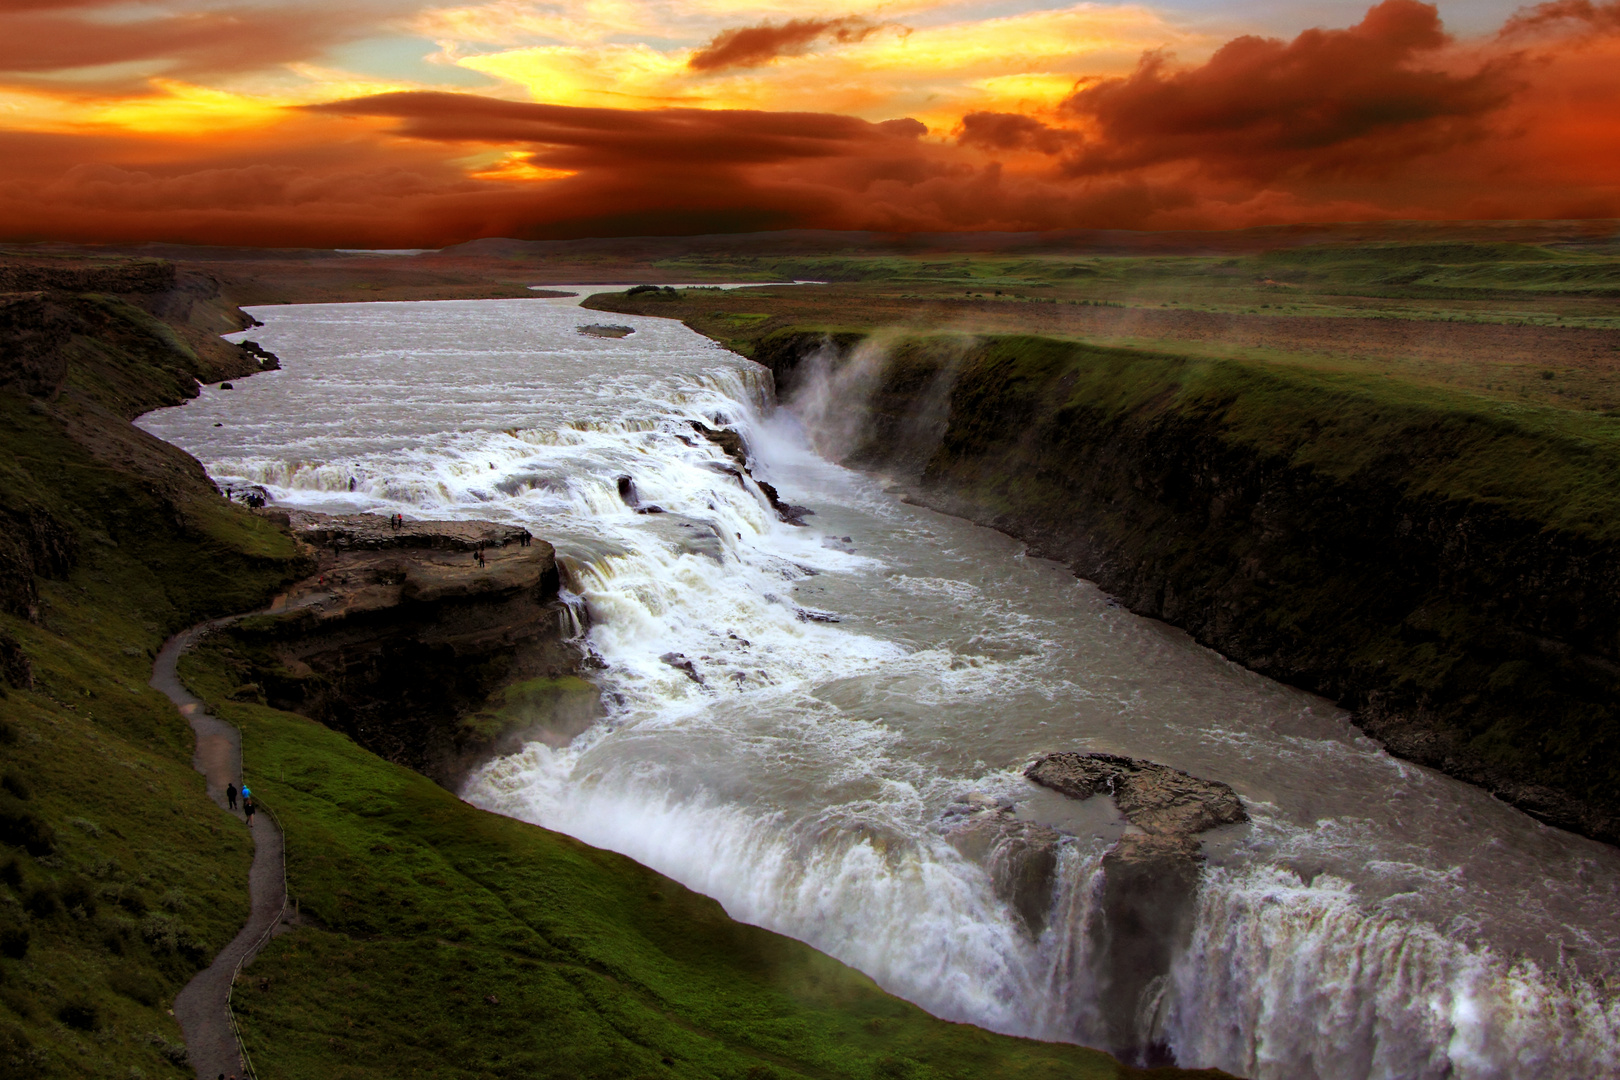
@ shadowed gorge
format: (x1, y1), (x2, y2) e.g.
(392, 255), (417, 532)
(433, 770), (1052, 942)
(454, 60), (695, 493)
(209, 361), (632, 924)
(753, 329), (1620, 841)
(589, 242), (1620, 844)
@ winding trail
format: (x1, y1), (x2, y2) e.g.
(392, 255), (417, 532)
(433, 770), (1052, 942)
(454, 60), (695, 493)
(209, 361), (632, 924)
(151, 621), (288, 1080)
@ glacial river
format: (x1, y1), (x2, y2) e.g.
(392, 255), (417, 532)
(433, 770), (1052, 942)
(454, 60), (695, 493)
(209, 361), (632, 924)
(137, 293), (1620, 1079)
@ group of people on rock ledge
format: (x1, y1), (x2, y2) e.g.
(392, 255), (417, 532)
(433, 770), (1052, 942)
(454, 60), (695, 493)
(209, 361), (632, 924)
(471, 532), (531, 566)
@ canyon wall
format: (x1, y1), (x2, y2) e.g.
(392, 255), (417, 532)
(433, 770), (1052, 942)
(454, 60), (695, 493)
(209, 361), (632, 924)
(757, 329), (1620, 844)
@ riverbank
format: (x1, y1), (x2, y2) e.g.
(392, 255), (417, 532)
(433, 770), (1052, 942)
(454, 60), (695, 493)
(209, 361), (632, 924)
(0, 256), (1212, 1077)
(586, 283), (1620, 847)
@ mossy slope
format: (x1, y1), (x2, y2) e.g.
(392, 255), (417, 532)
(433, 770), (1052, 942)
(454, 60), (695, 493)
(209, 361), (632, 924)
(0, 280), (309, 1075)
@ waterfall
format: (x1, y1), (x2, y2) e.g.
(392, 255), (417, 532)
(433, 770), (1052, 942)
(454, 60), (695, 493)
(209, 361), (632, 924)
(135, 293), (1620, 1079)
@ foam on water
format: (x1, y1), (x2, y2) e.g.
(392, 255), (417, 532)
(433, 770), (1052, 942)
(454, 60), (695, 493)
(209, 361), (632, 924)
(136, 294), (1620, 1078)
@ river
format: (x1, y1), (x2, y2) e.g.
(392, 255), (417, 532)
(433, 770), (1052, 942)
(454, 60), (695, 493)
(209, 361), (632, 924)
(136, 292), (1620, 1079)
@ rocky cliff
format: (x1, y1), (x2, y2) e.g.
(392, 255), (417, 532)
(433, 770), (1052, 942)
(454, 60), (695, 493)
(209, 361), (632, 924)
(208, 511), (597, 788)
(758, 329), (1620, 845)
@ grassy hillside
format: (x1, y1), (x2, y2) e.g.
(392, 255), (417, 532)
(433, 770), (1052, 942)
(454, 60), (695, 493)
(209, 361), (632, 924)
(906, 333), (1620, 540)
(178, 642), (1170, 1080)
(0, 289), (309, 1076)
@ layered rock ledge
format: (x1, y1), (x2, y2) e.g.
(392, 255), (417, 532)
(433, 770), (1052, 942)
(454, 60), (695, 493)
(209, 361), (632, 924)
(1026, 751), (1247, 846)
(207, 510), (599, 787)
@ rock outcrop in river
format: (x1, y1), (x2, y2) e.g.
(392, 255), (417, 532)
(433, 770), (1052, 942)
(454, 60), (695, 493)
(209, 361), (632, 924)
(940, 794), (1063, 936)
(943, 751), (1247, 1062)
(1025, 752), (1248, 843)
(1028, 752), (1246, 1064)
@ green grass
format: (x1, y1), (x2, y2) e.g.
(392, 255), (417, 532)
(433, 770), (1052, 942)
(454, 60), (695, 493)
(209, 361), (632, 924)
(637, 240), (1620, 327)
(933, 334), (1620, 539)
(0, 388), (306, 1075)
(175, 645), (1151, 1080)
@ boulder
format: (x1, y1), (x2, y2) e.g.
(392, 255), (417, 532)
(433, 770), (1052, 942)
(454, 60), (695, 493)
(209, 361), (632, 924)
(691, 420), (748, 468)
(756, 479), (813, 526)
(1025, 751), (1246, 836)
(238, 341), (280, 370)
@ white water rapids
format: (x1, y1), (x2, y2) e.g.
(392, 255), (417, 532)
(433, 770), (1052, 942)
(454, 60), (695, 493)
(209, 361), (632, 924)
(137, 293), (1620, 1078)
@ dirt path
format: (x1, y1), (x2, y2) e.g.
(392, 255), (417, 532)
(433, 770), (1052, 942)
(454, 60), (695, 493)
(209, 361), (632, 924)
(151, 622), (288, 1080)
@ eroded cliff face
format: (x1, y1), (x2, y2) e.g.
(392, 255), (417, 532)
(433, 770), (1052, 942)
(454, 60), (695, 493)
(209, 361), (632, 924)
(759, 329), (1620, 845)
(210, 512), (597, 789)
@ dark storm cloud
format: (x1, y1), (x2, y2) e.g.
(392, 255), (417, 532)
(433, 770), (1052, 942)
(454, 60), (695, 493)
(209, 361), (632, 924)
(687, 16), (889, 72)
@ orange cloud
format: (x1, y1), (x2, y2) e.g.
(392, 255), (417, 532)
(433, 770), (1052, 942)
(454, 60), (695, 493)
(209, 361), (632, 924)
(444, 5), (1191, 130)
(956, 110), (1067, 154)
(1061, 0), (1519, 181)
(687, 16), (892, 72)
(306, 91), (927, 166)
(1501, 0), (1620, 37)
(0, 0), (391, 85)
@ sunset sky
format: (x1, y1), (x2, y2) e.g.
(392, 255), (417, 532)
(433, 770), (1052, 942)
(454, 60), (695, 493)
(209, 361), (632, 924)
(2, 0), (1617, 246)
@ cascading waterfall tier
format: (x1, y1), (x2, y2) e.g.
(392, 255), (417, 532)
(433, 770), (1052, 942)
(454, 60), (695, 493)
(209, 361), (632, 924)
(136, 294), (1620, 1080)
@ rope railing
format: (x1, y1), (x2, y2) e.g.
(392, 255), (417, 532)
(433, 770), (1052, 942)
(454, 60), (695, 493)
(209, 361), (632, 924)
(222, 796), (287, 1080)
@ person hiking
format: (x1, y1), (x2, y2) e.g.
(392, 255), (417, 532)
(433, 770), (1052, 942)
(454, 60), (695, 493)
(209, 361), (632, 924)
(242, 795), (256, 827)
(226, 783), (237, 810)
